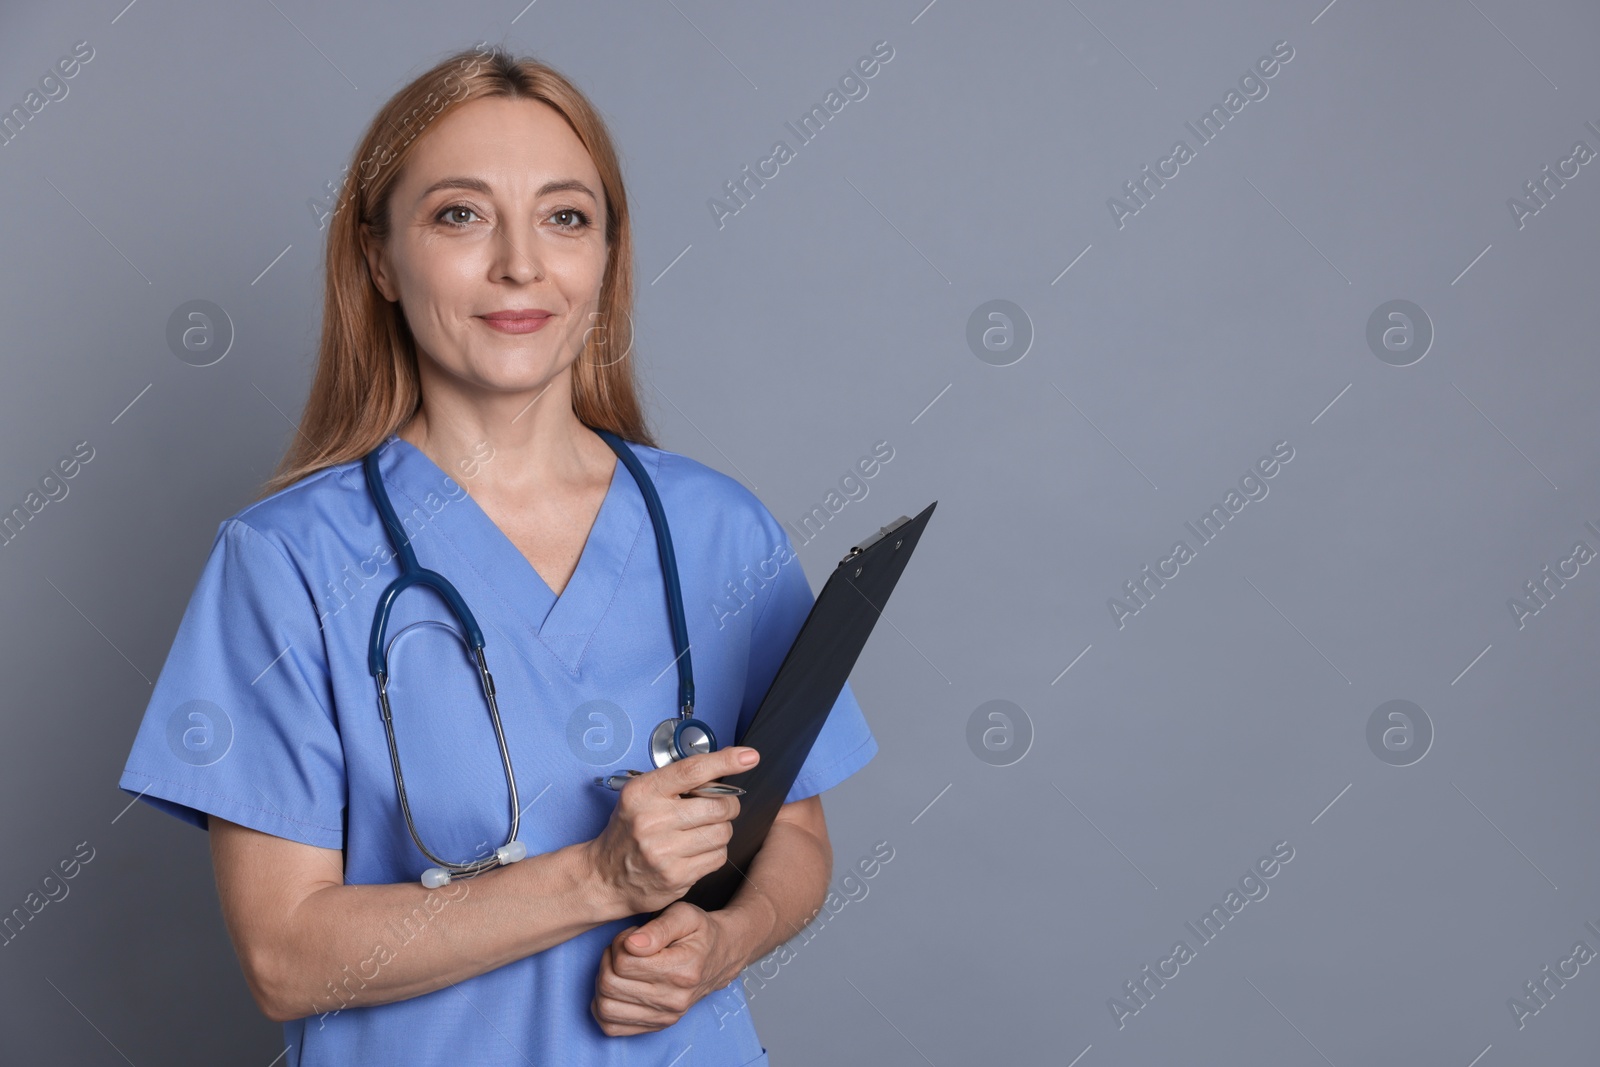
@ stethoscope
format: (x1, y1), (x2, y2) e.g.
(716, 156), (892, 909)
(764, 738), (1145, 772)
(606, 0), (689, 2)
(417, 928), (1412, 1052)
(362, 427), (718, 888)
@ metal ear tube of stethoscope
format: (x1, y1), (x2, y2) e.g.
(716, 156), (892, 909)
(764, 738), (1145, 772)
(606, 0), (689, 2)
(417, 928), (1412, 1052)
(417, 647), (528, 888)
(377, 645), (529, 890)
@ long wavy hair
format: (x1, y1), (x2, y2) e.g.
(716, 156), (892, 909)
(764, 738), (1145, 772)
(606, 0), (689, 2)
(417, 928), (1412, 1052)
(258, 43), (655, 499)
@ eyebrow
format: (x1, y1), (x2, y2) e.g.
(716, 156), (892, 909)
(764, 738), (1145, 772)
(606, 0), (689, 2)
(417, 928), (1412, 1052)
(416, 176), (598, 202)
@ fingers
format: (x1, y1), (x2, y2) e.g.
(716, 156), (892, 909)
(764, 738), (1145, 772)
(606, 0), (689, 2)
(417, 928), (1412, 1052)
(601, 954), (699, 1009)
(620, 901), (705, 956)
(593, 992), (681, 1035)
(630, 822), (729, 890)
(609, 940), (702, 987)
(593, 941), (695, 1035)
(600, 750), (752, 914)
(648, 746), (759, 796)
(617, 783), (739, 833)
(678, 812), (735, 864)
(668, 793), (742, 831)
(593, 973), (672, 1035)
(594, 1007), (677, 1036)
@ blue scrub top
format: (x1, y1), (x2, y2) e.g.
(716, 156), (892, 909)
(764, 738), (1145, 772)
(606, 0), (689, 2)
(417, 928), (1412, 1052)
(117, 432), (878, 1067)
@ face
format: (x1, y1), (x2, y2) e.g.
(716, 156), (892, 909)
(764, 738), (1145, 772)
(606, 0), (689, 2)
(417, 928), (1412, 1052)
(362, 95), (609, 399)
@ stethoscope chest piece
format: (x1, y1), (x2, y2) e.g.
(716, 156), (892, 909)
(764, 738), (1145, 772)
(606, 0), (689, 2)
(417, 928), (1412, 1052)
(648, 710), (717, 768)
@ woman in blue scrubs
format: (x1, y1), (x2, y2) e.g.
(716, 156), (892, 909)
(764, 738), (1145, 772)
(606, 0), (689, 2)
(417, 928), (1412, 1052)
(117, 44), (876, 1066)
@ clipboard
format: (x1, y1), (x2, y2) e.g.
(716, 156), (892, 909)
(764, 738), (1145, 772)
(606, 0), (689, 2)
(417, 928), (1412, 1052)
(668, 500), (937, 914)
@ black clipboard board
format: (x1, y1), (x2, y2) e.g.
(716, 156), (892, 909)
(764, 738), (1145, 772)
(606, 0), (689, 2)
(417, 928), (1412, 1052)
(666, 500), (937, 914)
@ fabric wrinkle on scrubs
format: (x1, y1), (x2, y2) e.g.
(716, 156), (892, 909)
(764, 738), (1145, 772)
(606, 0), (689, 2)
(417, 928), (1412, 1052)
(117, 432), (879, 1067)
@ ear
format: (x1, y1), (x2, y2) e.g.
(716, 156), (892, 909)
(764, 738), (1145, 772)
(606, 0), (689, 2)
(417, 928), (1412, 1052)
(359, 222), (397, 303)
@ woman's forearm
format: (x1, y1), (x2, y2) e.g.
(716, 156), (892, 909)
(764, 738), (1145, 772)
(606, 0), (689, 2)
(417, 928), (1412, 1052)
(261, 840), (630, 1023)
(714, 814), (834, 972)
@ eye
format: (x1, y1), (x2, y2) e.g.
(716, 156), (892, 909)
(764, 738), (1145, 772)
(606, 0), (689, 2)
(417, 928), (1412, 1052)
(550, 207), (592, 232)
(436, 203), (482, 229)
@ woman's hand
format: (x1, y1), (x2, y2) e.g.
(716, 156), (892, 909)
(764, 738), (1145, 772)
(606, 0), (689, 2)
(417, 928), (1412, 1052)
(590, 901), (753, 1036)
(584, 746), (759, 915)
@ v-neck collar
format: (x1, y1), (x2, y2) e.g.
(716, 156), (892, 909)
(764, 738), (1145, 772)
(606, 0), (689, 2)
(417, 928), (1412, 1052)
(373, 431), (656, 672)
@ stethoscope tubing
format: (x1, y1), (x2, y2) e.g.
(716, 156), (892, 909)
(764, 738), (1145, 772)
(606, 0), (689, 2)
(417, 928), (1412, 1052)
(596, 427), (695, 716)
(360, 428), (713, 885)
(377, 645), (520, 878)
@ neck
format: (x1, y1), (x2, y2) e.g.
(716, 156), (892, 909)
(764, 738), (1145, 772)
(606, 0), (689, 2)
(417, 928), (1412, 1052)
(397, 366), (609, 499)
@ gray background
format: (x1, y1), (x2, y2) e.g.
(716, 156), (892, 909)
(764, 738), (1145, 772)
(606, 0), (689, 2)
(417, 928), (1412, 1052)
(2, 0), (1597, 1063)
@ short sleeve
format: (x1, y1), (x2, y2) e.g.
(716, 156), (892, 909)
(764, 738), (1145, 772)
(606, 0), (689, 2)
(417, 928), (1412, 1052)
(117, 519), (346, 850)
(738, 524), (878, 804)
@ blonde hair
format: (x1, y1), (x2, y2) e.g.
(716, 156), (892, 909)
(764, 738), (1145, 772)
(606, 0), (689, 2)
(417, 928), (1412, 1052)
(258, 44), (655, 499)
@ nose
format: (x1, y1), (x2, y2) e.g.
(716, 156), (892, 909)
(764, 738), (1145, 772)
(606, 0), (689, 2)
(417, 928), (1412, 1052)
(488, 219), (543, 284)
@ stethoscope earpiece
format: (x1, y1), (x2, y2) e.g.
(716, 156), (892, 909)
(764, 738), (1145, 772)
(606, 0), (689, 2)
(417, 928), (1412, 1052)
(421, 839), (528, 888)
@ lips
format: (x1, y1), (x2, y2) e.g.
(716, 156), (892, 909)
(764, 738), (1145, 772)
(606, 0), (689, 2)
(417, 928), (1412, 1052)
(480, 310), (553, 323)
(477, 309), (556, 335)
